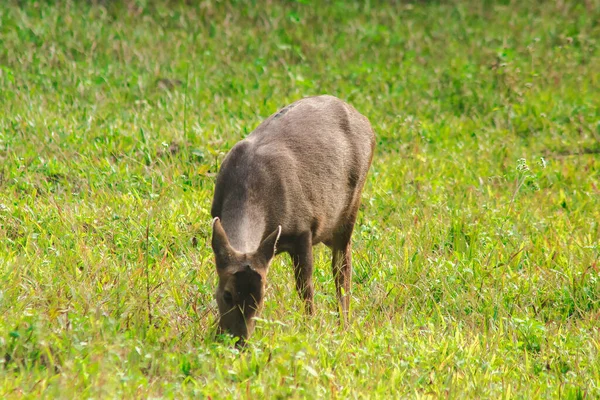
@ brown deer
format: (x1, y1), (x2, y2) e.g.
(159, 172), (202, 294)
(210, 95), (375, 346)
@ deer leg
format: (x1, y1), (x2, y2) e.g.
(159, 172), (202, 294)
(331, 197), (361, 325)
(289, 232), (314, 315)
(332, 239), (352, 325)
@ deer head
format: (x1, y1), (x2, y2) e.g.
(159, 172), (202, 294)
(211, 217), (281, 346)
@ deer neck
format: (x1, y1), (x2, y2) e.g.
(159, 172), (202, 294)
(220, 200), (266, 254)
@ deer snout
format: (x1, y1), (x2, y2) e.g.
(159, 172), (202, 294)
(218, 309), (256, 346)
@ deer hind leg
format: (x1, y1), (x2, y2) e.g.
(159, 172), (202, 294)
(332, 238), (353, 325)
(289, 232), (314, 315)
(331, 192), (363, 325)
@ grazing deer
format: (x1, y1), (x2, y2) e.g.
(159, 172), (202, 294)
(211, 95), (375, 346)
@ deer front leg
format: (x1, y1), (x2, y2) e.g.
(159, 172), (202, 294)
(289, 232), (314, 315)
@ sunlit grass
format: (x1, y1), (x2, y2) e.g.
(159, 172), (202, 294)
(1, 0), (599, 397)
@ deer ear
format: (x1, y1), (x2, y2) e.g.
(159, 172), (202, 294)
(212, 217), (235, 269)
(255, 226), (282, 266)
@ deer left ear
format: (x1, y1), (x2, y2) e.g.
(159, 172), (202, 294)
(212, 217), (236, 269)
(255, 226), (282, 267)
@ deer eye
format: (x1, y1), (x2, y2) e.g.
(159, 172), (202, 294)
(223, 291), (233, 304)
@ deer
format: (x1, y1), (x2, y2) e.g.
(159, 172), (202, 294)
(210, 95), (375, 346)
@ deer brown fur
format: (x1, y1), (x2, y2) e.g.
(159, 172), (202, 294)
(211, 95), (375, 346)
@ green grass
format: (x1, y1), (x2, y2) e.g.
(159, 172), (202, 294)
(1, 0), (599, 397)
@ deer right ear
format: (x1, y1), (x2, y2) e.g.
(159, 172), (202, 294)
(255, 225), (282, 266)
(212, 217), (234, 269)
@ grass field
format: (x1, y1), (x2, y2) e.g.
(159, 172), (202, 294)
(1, 0), (599, 398)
